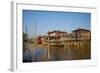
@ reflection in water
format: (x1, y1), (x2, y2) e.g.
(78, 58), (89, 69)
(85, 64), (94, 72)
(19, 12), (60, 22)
(23, 47), (90, 62)
(23, 48), (48, 62)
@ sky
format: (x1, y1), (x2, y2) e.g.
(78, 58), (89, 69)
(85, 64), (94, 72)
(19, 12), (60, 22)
(23, 10), (91, 38)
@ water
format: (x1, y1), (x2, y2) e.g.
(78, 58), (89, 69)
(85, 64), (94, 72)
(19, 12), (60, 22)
(23, 48), (76, 62)
(23, 48), (48, 62)
(23, 48), (90, 62)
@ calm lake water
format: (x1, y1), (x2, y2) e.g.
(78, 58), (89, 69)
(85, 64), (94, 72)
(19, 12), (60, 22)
(23, 48), (48, 62)
(23, 48), (90, 62)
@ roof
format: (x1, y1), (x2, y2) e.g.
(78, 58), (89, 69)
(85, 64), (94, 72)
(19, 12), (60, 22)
(72, 28), (90, 32)
(48, 30), (67, 34)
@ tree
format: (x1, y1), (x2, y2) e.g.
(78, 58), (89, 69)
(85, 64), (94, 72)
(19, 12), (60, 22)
(23, 32), (28, 42)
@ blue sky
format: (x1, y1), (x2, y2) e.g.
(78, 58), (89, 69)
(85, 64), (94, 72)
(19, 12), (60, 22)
(23, 10), (91, 38)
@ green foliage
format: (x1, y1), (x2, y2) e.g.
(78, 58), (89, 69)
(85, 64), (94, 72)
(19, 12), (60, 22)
(23, 32), (28, 42)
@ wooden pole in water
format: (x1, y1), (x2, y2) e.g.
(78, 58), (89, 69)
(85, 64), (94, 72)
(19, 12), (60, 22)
(47, 35), (50, 60)
(34, 21), (36, 49)
(25, 25), (31, 61)
(32, 20), (37, 61)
